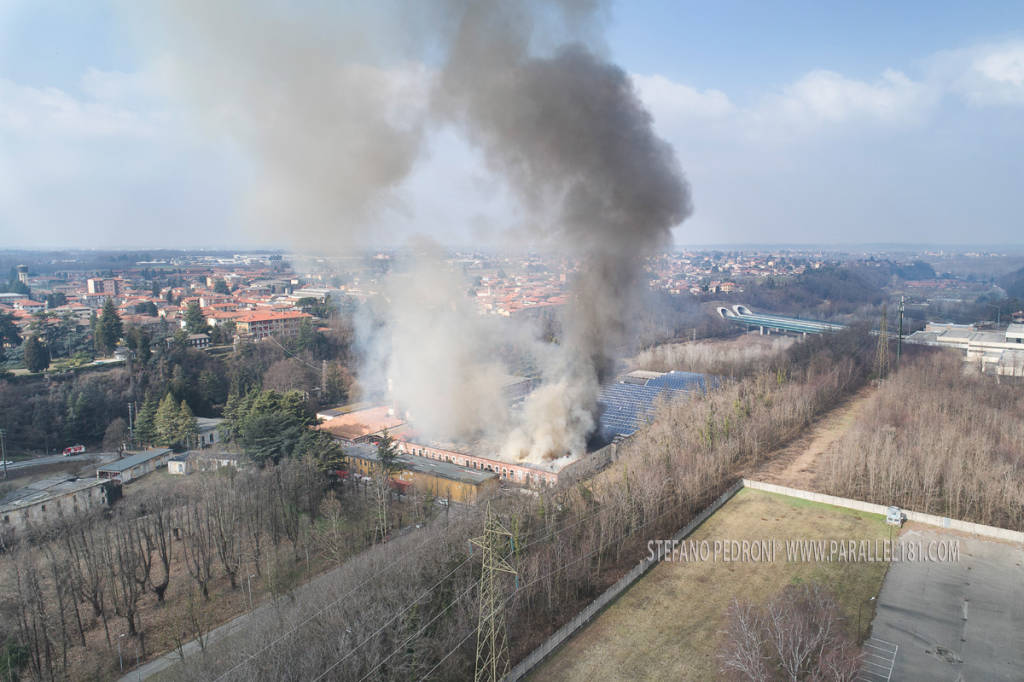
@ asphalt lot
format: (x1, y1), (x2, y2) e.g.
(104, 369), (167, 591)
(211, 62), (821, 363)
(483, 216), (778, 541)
(867, 526), (1024, 681)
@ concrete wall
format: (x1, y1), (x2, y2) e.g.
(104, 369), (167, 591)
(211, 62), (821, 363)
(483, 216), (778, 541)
(742, 479), (1024, 545)
(505, 480), (744, 681)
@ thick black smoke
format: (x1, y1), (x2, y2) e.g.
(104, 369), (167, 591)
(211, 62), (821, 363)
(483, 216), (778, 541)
(145, 0), (692, 460)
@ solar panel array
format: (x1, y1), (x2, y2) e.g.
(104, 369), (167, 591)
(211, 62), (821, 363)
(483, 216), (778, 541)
(645, 371), (708, 392)
(595, 383), (685, 441)
(594, 371), (718, 443)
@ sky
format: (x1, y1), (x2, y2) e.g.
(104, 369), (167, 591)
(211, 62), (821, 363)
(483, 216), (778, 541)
(0, 1), (1023, 250)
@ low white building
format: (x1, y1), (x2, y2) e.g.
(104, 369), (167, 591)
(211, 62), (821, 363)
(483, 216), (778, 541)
(96, 448), (172, 483)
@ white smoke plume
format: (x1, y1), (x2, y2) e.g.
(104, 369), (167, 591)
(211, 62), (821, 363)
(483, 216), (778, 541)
(140, 0), (692, 462)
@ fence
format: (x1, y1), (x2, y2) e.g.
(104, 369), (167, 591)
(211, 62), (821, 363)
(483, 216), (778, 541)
(504, 480), (744, 681)
(741, 479), (1024, 544)
(507, 477), (1023, 680)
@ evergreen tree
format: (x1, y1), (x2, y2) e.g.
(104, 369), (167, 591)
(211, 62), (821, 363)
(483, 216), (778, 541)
(0, 310), (23, 363)
(135, 394), (159, 445)
(155, 393), (179, 446)
(184, 301), (207, 334)
(23, 335), (50, 373)
(96, 298), (123, 355)
(177, 400), (198, 449)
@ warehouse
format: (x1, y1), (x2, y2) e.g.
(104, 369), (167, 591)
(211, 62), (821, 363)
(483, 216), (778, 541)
(96, 448), (173, 483)
(1, 476), (111, 532)
(341, 442), (499, 504)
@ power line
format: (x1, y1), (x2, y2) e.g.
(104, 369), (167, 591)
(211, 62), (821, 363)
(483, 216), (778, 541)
(348, 582), (478, 682)
(417, 492), (709, 680)
(213, 532), (456, 681)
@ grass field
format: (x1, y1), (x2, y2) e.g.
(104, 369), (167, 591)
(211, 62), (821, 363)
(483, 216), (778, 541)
(530, 488), (891, 682)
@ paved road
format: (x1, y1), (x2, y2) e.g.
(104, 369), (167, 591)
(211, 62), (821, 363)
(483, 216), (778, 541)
(1, 452), (112, 473)
(867, 527), (1024, 681)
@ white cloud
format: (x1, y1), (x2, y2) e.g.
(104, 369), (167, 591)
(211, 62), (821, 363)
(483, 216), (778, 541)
(631, 74), (734, 122)
(0, 73), (160, 137)
(767, 68), (933, 126)
(936, 42), (1024, 106)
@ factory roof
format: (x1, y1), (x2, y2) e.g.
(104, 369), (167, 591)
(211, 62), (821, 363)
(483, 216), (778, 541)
(96, 448), (172, 473)
(1006, 323), (1024, 340)
(319, 405), (405, 441)
(1, 476), (106, 511)
(342, 442), (498, 485)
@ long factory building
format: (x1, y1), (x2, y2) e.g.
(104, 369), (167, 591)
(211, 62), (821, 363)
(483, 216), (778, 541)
(319, 369), (714, 491)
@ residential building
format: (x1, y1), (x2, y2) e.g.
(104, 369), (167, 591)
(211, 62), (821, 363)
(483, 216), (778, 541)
(86, 278), (121, 296)
(234, 310), (311, 340)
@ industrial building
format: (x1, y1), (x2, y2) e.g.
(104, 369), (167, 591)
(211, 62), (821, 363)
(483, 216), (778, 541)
(321, 370), (713, 489)
(906, 322), (1024, 377)
(341, 442), (499, 504)
(1, 476), (111, 532)
(96, 448), (173, 483)
(319, 405), (406, 442)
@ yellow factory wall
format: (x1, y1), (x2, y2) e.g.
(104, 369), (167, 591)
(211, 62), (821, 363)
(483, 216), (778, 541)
(343, 456), (497, 504)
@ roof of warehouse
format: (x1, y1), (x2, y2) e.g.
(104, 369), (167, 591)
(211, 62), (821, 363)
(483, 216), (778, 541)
(96, 448), (172, 473)
(342, 442), (497, 485)
(1, 476), (106, 511)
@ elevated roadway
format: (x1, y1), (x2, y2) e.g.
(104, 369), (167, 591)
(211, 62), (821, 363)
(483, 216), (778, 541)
(718, 304), (845, 335)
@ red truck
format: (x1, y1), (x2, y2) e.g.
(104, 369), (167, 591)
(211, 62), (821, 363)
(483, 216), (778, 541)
(62, 445), (86, 456)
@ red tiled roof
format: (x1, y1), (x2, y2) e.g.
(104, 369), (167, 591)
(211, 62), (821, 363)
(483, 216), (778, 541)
(235, 310), (311, 323)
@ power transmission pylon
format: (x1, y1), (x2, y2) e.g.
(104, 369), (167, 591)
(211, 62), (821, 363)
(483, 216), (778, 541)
(472, 504), (518, 682)
(896, 296), (904, 370)
(875, 303), (889, 380)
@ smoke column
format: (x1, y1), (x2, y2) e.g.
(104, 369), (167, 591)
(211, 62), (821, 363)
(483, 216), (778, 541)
(143, 0), (692, 461)
(435, 2), (692, 460)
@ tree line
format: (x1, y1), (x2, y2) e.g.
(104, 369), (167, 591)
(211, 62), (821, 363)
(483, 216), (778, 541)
(821, 350), (1024, 532)
(0, 454), (408, 681)
(156, 328), (875, 681)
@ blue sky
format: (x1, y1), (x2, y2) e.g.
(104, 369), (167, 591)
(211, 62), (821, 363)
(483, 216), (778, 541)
(1, 1), (1023, 249)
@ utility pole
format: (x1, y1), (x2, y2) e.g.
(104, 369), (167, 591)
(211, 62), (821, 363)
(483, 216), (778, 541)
(874, 303), (889, 381)
(127, 402), (135, 449)
(896, 296), (904, 370)
(321, 360), (328, 400)
(472, 504), (518, 682)
(1, 429), (7, 480)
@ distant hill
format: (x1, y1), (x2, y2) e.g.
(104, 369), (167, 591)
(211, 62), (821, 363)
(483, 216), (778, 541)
(999, 266), (1024, 299)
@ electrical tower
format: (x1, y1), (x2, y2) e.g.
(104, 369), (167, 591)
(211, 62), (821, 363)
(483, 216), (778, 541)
(875, 303), (889, 380)
(896, 296), (904, 369)
(472, 504), (517, 682)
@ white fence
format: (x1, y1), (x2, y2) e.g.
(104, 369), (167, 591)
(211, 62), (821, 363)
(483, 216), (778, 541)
(741, 479), (1024, 544)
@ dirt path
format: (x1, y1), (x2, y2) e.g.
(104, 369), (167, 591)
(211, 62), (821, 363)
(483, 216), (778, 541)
(751, 384), (876, 489)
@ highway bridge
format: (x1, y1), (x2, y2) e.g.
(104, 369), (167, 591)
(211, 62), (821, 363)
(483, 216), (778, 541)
(717, 304), (846, 336)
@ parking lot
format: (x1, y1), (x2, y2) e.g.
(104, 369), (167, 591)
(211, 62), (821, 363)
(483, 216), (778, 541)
(866, 526), (1024, 681)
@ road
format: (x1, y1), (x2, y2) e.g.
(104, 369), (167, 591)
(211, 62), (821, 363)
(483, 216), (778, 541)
(1, 452), (118, 476)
